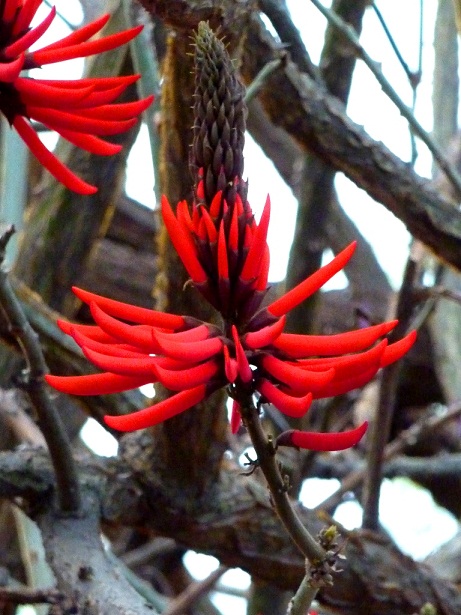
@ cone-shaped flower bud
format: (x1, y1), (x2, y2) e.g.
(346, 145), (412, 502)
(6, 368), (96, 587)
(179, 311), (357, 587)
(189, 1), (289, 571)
(192, 21), (247, 208)
(0, 1), (153, 193)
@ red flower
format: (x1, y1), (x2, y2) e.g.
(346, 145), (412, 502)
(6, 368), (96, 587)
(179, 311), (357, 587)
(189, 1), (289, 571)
(46, 187), (416, 451)
(0, 2), (153, 194)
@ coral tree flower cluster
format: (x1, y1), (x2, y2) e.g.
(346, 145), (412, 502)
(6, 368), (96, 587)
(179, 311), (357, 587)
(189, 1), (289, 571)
(45, 22), (416, 452)
(0, 1), (153, 194)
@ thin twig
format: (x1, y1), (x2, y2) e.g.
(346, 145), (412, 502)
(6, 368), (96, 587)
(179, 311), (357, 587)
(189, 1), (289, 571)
(0, 586), (67, 605)
(239, 397), (324, 615)
(258, 0), (320, 80)
(310, 0), (461, 201)
(316, 399), (461, 512)
(362, 252), (418, 530)
(162, 565), (227, 615)
(286, 574), (318, 615)
(241, 399), (324, 562)
(0, 227), (81, 513)
(371, 3), (417, 86)
(245, 56), (285, 104)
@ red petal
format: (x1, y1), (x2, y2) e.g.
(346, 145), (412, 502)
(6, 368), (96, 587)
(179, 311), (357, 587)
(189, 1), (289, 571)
(71, 329), (144, 358)
(48, 128), (122, 156)
(232, 326), (253, 383)
(73, 96), (154, 120)
(258, 379), (312, 418)
(314, 365), (379, 399)
(273, 321), (397, 358)
(295, 339), (388, 378)
(240, 195), (271, 283)
(12, 0), (42, 35)
(278, 422), (368, 451)
(218, 220), (229, 280)
(267, 242), (356, 317)
(261, 355), (335, 393)
(82, 346), (158, 378)
(36, 14), (110, 52)
(0, 53), (24, 82)
(230, 400), (242, 434)
(27, 106), (137, 136)
(104, 385), (206, 432)
(153, 330), (223, 362)
(31, 25), (143, 65)
(161, 195), (207, 284)
(15, 77), (94, 108)
(5, 6), (56, 57)
(154, 359), (219, 391)
(13, 116), (97, 194)
(58, 320), (117, 343)
(223, 345), (238, 383)
(45, 372), (150, 396)
(72, 286), (185, 329)
(209, 191), (223, 218)
(244, 315), (286, 349)
(89, 302), (157, 352)
(36, 75), (139, 91)
(381, 330), (417, 367)
(156, 324), (212, 343)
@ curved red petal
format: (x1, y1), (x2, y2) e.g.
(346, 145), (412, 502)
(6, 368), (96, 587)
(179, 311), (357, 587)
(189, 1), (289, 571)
(5, 6), (56, 57)
(89, 302), (157, 352)
(104, 385), (206, 432)
(82, 346), (158, 378)
(45, 372), (150, 396)
(258, 378), (312, 418)
(0, 53), (24, 82)
(240, 195), (271, 283)
(155, 359), (219, 391)
(13, 116), (97, 194)
(273, 320), (397, 358)
(153, 330), (223, 362)
(230, 400), (242, 434)
(244, 315), (286, 349)
(278, 422), (368, 451)
(72, 286), (184, 329)
(380, 330), (417, 367)
(261, 355), (335, 393)
(267, 242), (356, 318)
(161, 195), (207, 284)
(31, 25), (143, 65)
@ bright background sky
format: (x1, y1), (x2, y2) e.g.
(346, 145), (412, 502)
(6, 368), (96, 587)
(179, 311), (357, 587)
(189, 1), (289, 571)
(21, 1), (460, 614)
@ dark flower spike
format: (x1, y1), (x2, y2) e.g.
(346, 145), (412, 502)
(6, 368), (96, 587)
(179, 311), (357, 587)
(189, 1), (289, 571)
(46, 21), (416, 455)
(0, 1), (153, 193)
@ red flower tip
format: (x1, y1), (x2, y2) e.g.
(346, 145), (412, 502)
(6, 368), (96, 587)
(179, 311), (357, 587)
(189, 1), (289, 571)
(276, 421), (368, 451)
(231, 326), (253, 383)
(230, 400), (242, 434)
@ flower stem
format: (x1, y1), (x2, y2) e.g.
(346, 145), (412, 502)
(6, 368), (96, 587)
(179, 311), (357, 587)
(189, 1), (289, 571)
(240, 398), (325, 563)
